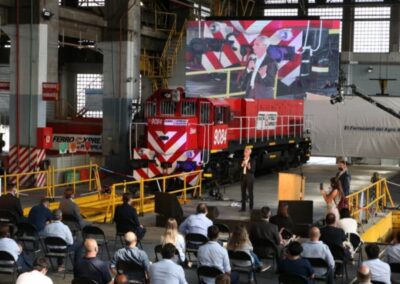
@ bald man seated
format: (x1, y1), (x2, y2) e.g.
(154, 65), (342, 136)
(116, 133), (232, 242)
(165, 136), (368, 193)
(110, 232), (150, 280)
(301, 226), (335, 284)
(114, 274), (129, 284)
(73, 239), (112, 284)
(357, 264), (372, 284)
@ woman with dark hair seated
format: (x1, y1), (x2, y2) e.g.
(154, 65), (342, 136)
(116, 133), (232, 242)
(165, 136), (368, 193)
(270, 202), (294, 238)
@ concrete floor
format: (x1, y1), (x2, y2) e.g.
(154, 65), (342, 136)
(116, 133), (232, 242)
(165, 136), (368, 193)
(7, 161), (400, 284)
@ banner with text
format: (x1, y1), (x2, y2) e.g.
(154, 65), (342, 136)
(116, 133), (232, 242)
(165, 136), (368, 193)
(305, 95), (400, 158)
(52, 134), (102, 153)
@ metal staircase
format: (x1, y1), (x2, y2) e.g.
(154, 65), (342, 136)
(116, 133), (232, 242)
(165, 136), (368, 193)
(141, 11), (187, 91)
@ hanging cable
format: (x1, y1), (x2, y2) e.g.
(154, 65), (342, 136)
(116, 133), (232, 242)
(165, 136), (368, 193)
(28, 0), (33, 169)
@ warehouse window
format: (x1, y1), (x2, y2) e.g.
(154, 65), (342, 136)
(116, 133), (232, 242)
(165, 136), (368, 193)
(59, 0), (105, 6)
(265, 0), (298, 4)
(308, 8), (342, 51)
(353, 7), (390, 52)
(264, 8), (298, 16)
(76, 74), (103, 118)
(193, 3), (211, 20)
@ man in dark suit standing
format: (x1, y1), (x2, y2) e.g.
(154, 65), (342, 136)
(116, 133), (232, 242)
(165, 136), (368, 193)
(336, 160), (351, 196)
(114, 192), (146, 240)
(240, 147), (256, 212)
(249, 206), (282, 258)
(0, 184), (23, 220)
(240, 35), (278, 99)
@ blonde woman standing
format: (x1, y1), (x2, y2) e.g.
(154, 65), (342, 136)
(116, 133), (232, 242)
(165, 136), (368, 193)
(160, 218), (186, 263)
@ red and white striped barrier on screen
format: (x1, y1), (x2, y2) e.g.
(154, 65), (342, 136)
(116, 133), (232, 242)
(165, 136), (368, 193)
(8, 145), (46, 187)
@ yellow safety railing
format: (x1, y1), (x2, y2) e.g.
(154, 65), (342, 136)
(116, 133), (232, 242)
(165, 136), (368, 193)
(1, 162), (100, 199)
(105, 170), (203, 221)
(186, 66), (246, 98)
(347, 178), (394, 223)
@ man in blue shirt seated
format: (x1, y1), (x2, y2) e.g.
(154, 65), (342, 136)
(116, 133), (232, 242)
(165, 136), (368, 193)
(110, 232), (150, 280)
(197, 225), (238, 284)
(179, 203), (213, 237)
(42, 209), (83, 271)
(0, 224), (32, 272)
(74, 238), (112, 284)
(278, 241), (314, 283)
(149, 243), (187, 284)
(28, 197), (53, 233)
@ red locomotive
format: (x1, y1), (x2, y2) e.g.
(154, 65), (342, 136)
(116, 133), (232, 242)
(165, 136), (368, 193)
(132, 88), (311, 184)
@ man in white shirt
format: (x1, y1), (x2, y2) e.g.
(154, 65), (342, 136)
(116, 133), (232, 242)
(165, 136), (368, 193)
(301, 226), (335, 284)
(179, 203), (212, 237)
(0, 224), (32, 272)
(149, 243), (187, 284)
(363, 244), (391, 284)
(16, 257), (53, 284)
(42, 209), (83, 271)
(197, 226), (239, 284)
(338, 208), (358, 235)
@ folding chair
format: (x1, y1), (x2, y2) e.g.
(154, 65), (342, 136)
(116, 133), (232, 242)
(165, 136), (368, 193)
(197, 266), (224, 283)
(43, 236), (74, 279)
(185, 233), (208, 263)
(390, 263), (400, 284)
(71, 278), (99, 284)
(62, 214), (81, 238)
(329, 244), (349, 283)
(252, 237), (279, 270)
(0, 251), (18, 284)
(228, 250), (259, 284)
(279, 273), (309, 284)
(82, 225), (111, 260)
(154, 244), (182, 264)
(214, 223), (231, 242)
(16, 222), (42, 257)
(305, 257), (331, 283)
(116, 260), (147, 284)
(348, 232), (363, 265)
(0, 210), (18, 237)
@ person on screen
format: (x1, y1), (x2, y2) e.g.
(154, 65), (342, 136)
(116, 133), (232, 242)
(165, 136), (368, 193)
(240, 35), (278, 99)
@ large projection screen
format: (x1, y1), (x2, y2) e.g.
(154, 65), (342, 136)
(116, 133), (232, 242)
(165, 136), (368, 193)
(185, 20), (340, 99)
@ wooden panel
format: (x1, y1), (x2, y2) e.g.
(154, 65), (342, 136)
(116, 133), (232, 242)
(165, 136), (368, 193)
(278, 172), (305, 201)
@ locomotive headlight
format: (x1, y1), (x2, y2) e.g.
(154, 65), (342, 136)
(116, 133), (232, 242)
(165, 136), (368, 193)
(163, 92), (172, 99)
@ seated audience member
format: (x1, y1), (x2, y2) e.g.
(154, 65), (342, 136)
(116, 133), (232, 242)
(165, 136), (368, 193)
(301, 227), (335, 284)
(149, 243), (187, 284)
(59, 187), (91, 229)
(227, 224), (269, 272)
(357, 264), (372, 284)
(16, 257), (53, 284)
(362, 244), (391, 284)
(249, 206), (282, 258)
(270, 202), (294, 233)
(74, 239), (112, 284)
(114, 193), (146, 240)
(42, 209), (83, 271)
(338, 208), (358, 235)
(160, 218), (185, 263)
(320, 213), (351, 260)
(114, 274), (129, 284)
(216, 274), (231, 284)
(385, 231), (400, 263)
(278, 241), (314, 283)
(110, 232), (150, 277)
(0, 224), (32, 272)
(198, 226), (238, 284)
(28, 197), (53, 233)
(0, 183), (23, 220)
(179, 203), (213, 237)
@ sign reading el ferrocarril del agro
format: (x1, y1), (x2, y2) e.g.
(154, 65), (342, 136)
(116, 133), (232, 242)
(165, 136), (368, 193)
(52, 134), (102, 153)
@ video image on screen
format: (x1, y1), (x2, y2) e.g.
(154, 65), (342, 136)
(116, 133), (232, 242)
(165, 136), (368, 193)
(185, 20), (340, 99)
